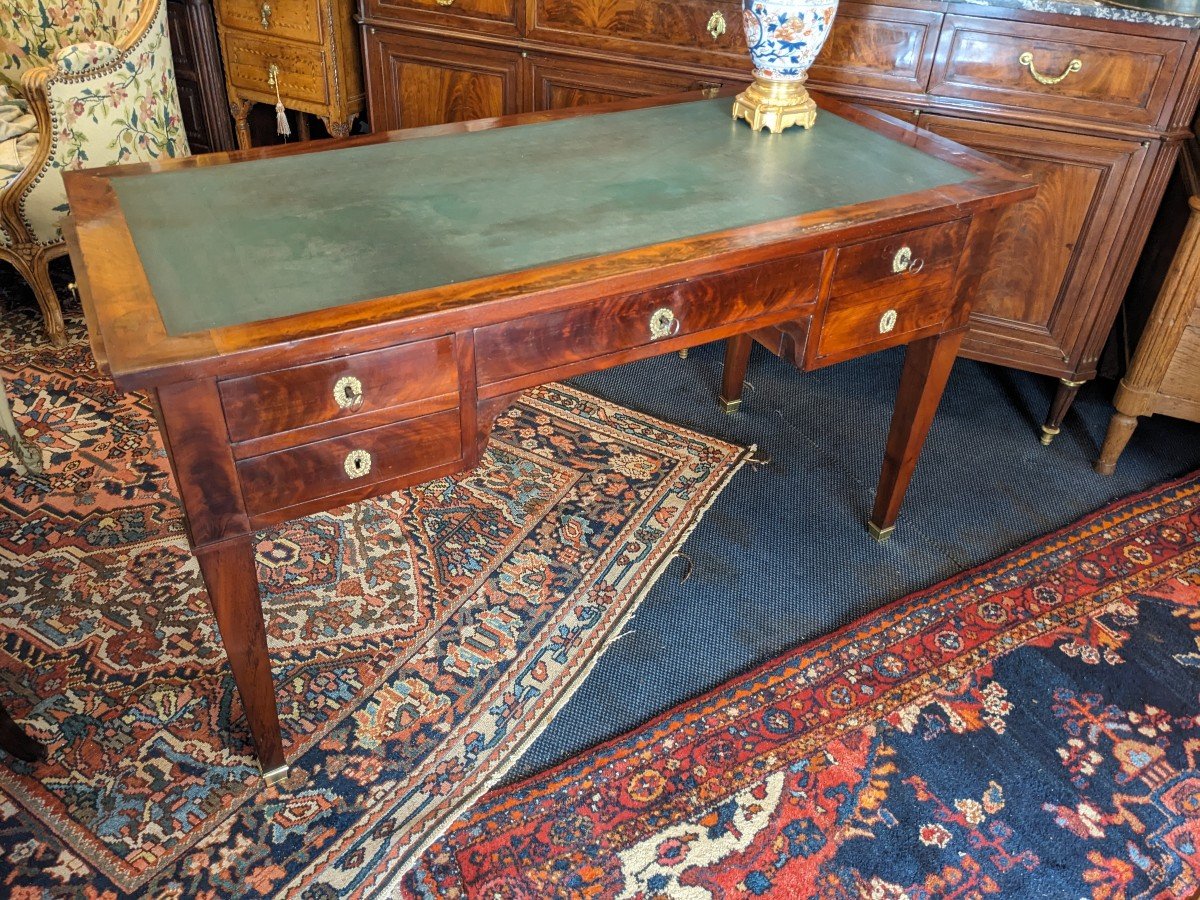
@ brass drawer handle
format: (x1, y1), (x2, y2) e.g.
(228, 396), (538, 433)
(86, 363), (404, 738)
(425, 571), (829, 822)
(1018, 51), (1082, 86)
(879, 309), (898, 334)
(707, 11), (726, 40)
(333, 375), (364, 410)
(260, 2), (271, 27)
(649, 307), (681, 340)
(344, 449), (372, 479)
(436, 0), (455, 5)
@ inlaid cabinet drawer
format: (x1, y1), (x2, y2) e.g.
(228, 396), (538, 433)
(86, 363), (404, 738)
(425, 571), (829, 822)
(223, 31), (330, 105)
(815, 220), (966, 359)
(218, 0), (323, 44)
(529, 0), (745, 67)
(237, 409), (463, 517)
(361, 0), (519, 33)
(809, 2), (942, 96)
(476, 253), (822, 387)
(220, 336), (458, 443)
(929, 15), (1186, 127)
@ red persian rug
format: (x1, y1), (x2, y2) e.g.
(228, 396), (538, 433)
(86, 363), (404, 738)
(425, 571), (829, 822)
(0, 313), (747, 896)
(405, 471), (1200, 899)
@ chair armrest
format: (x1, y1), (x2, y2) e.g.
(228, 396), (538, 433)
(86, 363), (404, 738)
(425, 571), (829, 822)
(52, 41), (121, 76)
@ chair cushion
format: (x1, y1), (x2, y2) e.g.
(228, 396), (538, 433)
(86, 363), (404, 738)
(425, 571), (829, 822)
(54, 41), (121, 75)
(0, 85), (37, 185)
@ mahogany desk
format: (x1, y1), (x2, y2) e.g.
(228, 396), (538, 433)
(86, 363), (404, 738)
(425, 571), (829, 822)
(63, 93), (1032, 782)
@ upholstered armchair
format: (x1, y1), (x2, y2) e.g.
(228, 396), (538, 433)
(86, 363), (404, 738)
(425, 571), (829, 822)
(1, 0), (189, 345)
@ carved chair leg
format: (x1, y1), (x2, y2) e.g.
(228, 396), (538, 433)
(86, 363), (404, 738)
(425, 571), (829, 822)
(1040, 377), (1086, 446)
(720, 333), (753, 414)
(230, 98), (254, 151)
(5, 250), (66, 346)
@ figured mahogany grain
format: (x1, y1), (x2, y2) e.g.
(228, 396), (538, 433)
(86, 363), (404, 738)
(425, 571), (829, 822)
(236, 408), (462, 517)
(219, 335), (457, 442)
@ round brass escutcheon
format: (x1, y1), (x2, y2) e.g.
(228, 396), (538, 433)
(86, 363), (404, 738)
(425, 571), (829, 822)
(344, 449), (372, 479)
(707, 11), (726, 39)
(333, 375), (364, 410)
(879, 309), (898, 334)
(892, 246), (912, 273)
(649, 307), (681, 341)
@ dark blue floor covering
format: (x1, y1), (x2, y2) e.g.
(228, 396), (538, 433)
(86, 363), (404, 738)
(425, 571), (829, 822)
(508, 338), (1200, 781)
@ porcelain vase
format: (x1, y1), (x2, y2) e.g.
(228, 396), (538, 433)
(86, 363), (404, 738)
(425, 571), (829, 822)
(733, 0), (840, 132)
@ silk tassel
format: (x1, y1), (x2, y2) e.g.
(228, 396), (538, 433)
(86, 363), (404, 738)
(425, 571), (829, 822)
(275, 100), (291, 137)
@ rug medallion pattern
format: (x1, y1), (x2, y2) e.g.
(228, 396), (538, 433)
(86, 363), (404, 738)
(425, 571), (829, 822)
(405, 473), (1200, 898)
(0, 313), (747, 896)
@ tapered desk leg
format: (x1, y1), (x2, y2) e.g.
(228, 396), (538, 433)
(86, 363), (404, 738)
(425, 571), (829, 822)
(196, 537), (288, 784)
(869, 329), (966, 542)
(720, 333), (754, 413)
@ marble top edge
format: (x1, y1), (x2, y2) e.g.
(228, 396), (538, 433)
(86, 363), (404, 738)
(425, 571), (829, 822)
(955, 0), (1200, 29)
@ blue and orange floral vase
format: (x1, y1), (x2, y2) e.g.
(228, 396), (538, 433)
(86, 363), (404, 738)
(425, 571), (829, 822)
(733, 0), (839, 132)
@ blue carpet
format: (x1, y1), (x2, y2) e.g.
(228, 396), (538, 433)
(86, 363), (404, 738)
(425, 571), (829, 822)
(508, 337), (1200, 780)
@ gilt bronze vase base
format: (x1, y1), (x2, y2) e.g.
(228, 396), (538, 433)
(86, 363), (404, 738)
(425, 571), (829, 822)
(732, 77), (817, 133)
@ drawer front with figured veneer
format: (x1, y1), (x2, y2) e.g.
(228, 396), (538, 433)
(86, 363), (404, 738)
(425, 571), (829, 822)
(530, 0), (745, 67)
(815, 220), (966, 359)
(930, 16), (1185, 127)
(237, 409), (463, 517)
(362, 0), (519, 32)
(224, 31), (329, 104)
(476, 254), (823, 389)
(219, 0), (323, 44)
(220, 336), (458, 443)
(809, 2), (942, 96)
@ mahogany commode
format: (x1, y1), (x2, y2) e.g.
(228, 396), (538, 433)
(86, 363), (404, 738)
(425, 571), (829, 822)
(63, 93), (1032, 781)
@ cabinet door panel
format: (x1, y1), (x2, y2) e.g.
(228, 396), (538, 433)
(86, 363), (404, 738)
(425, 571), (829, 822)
(919, 115), (1146, 372)
(526, 55), (717, 111)
(363, 30), (519, 131)
(809, 2), (941, 97)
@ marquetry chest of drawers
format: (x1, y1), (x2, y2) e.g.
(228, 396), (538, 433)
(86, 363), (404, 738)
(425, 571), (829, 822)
(214, 0), (363, 147)
(356, 0), (1200, 446)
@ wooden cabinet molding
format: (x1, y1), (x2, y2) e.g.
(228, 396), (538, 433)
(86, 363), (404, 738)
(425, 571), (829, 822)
(356, 0), (1200, 443)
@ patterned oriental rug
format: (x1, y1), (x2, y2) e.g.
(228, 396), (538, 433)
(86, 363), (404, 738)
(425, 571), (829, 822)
(405, 472), (1200, 899)
(0, 315), (748, 896)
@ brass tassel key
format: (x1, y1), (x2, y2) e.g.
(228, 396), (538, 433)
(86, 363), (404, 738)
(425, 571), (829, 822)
(268, 63), (291, 137)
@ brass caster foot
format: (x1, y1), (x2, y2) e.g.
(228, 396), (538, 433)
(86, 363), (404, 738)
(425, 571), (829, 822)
(261, 763), (290, 786)
(868, 522), (895, 543)
(1039, 424), (1059, 446)
(678, 348), (689, 360)
(719, 396), (742, 415)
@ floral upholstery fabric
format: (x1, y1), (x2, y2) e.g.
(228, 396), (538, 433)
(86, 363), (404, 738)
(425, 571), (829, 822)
(53, 40), (120, 74)
(0, 84), (38, 248)
(1, 1), (141, 84)
(6, 0), (189, 246)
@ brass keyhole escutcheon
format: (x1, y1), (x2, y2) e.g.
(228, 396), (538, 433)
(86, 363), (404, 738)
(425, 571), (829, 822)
(333, 375), (364, 410)
(892, 246), (912, 274)
(344, 449), (372, 479)
(260, 2), (272, 27)
(707, 11), (726, 40)
(879, 309), (898, 334)
(649, 307), (681, 341)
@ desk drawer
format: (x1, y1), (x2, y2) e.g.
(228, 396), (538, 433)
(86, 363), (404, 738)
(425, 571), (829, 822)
(219, 0), (323, 44)
(362, 0), (519, 32)
(475, 253), (822, 387)
(237, 409), (462, 517)
(223, 31), (329, 105)
(220, 336), (457, 443)
(930, 16), (1185, 127)
(815, 221), (965, 358)
(530, 0), (745, 66)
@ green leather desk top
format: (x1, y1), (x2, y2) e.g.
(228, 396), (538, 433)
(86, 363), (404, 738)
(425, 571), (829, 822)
(111, 98), (975, 336)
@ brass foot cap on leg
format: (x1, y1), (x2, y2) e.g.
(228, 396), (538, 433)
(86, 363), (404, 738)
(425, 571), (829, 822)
(678, 348), (689, 360)
(868, 522), (895, 543)
(261, 763), (290, 787)
(719, 396), (742, 415)
(1039, 424), (1060, 446)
